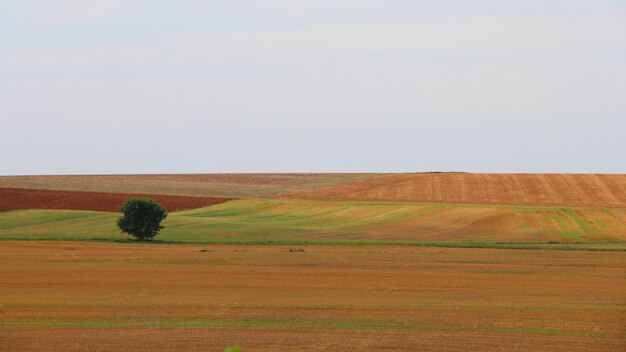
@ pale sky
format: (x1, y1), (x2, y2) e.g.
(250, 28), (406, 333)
(1, 0), (625, 175)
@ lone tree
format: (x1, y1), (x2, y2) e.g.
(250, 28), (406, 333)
(117, 198), (167, 241)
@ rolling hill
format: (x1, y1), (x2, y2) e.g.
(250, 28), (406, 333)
(287, 173), (626, 207)
(0, 173), (373, 198)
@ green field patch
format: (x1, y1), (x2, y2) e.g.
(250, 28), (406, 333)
(1, 199), (625, 248)
(484, 269), (535, 274)
(0, 319), (609, 338)
(0, 210), (99, 230)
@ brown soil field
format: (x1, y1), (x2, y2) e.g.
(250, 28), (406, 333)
(1, 241), (624, 351)
(0, 188), (230, 212)
(289, 173), (626, 206)
(0, 174), (373, 198)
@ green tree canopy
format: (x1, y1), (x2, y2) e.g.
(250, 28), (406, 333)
(117, 198), (167, 241)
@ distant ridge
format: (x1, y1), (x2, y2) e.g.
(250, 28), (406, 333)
(0, 174), (372, 198)
(286, 173), (626, 207)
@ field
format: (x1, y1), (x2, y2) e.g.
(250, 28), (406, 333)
(1, 173), (625, 351)
(1, 199), (626, 248)
(3, 173), (624, 206)
(290, 173), (626, 206)
(1, 241), (625, 351)
(0, 174), (373, 198)
(0, 188), (230, 212)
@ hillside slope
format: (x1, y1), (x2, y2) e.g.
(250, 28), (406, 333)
(287, 173), (626, 207)
(0, 174), (373, 198)
(2, 199), (625, 244)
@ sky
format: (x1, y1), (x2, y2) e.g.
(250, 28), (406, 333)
(1, 0), (625, 175)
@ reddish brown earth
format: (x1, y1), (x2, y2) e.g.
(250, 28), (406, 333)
(0, 241), (624, 351)
(289, 173), (626, 206)
(0, 188), (230, 212)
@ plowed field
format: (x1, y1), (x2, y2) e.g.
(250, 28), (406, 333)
(289, 173), (626, 206)
(0, 188), (230, 212)
(1, 241), (624, 351)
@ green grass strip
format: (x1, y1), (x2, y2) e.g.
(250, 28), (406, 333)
(0, 321), (608, 338)
(0, 237), (623, 251)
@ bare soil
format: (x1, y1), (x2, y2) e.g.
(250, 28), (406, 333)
(0, 188), (230, 212)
